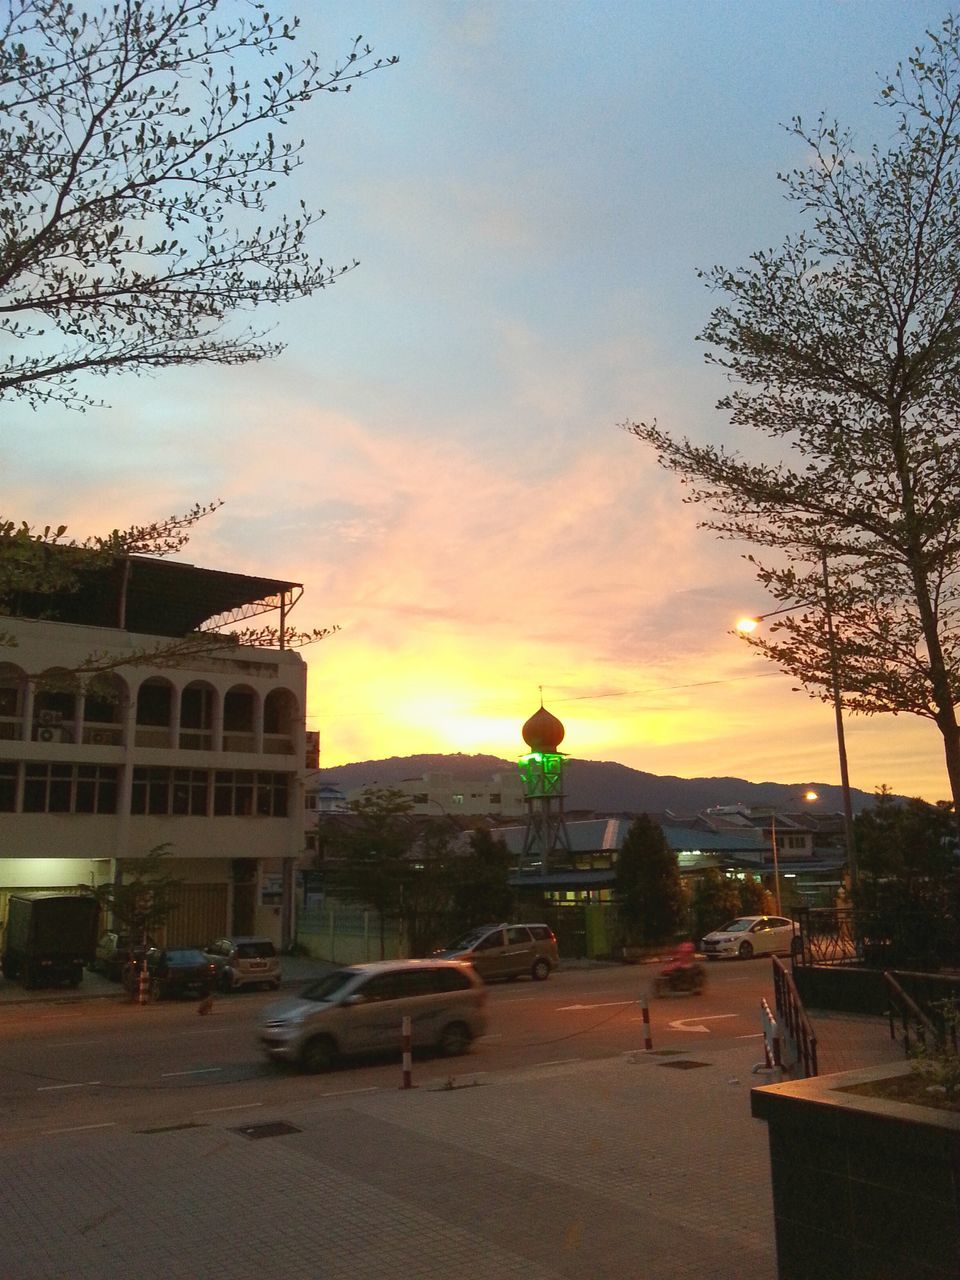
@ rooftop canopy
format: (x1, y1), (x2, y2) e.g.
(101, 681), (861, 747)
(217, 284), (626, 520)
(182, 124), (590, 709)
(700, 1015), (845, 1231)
(2, 553), (302, 639)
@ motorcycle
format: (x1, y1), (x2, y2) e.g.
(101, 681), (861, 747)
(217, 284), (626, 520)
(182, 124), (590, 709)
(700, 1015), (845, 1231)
(654, 956), (706, 997)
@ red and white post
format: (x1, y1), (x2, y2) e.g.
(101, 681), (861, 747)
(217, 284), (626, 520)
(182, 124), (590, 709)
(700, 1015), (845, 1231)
(639, 996), (653, 1051)
(400, 1014), (413, 1089)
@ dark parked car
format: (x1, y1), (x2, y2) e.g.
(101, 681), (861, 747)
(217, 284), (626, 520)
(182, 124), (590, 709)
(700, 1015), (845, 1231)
(123, 947), (215, 1000)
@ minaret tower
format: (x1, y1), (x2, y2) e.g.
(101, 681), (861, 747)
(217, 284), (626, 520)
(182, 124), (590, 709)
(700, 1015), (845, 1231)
(517, 698), (571, 874)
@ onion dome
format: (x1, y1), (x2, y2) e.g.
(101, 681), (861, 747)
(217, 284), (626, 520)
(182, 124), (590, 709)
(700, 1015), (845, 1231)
(522, 704), (565, 752)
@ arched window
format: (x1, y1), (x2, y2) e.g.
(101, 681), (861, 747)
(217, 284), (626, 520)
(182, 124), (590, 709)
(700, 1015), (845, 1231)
(135, 677), (175, 747)
(180, 680), (216, 750)
(34, 668), (79, 744)
(0, 663), (26, 741)
(83, 673), (127, 746)
(263, 688), (299, 754)
(223, 684), (256, 752)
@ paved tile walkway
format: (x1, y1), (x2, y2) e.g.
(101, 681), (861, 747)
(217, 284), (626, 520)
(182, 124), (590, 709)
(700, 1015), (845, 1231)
(0, 962), (905, 1280)
(0, 1043), (782, 1280)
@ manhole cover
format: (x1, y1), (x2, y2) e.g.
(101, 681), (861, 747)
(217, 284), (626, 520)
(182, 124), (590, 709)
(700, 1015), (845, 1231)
(233, 1121), (302, 1140)
(136, 1121), (205, 1134)
(658, 1060), (710, 1070)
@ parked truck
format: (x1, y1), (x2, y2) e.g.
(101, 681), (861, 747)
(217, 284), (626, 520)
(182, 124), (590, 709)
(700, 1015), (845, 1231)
(1, 892), (101, 988)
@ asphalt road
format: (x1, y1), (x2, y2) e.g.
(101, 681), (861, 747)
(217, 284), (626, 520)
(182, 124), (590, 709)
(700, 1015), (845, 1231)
(0, 960), (774, 1143)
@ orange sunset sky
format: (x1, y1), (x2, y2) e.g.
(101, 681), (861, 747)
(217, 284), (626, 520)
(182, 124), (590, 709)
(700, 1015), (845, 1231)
(3, 1), (955, 804)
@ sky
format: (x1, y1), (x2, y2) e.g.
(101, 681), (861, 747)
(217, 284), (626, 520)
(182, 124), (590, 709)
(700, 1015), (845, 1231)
(4, 0), (958, 802)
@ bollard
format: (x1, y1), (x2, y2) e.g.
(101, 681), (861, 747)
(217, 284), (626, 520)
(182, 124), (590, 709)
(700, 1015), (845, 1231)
(138, 960), (150, 1006)
(639, 996), (653, 1051)
(400, 1014), (412, 1089)
(754, 997), (782, 1075)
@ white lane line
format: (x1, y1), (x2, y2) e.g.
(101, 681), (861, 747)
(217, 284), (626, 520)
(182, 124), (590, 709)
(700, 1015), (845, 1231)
(557, 1001), (634, 1011)
(195, 1102), (265, 1115)
(736, 1033), (763, 1040)
(44, 1122), (116, 1135)
(317, 1086), (379, 1098)
(160, 1067), (222, 1078)
(535, 1058), (581, 1067)
(47, 1040), (109, 1048)
(37, 1081), (101, 1091)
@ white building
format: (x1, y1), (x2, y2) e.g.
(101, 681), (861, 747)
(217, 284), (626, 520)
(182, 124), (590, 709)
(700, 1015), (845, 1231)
(344, 770), (526, 818)
(0, 555), (308, 949)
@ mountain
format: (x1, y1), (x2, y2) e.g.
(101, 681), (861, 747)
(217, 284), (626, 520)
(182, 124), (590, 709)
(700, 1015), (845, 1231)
(312, 752), (886, 814)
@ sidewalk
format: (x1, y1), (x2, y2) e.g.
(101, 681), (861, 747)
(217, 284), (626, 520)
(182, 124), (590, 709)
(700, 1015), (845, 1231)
(0, 955), (610, 1005)
(1, 1039), (781, 1280)
(0, 953), (338, 1004)
(0, 966), (905, 1279)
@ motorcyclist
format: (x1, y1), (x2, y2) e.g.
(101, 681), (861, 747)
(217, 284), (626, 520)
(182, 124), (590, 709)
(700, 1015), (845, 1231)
(656, 940), (705, 994)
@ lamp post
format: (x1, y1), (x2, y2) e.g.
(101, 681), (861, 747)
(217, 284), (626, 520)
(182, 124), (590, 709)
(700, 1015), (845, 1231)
(768, 790), (818, 915)
(737, 552), (857, 888)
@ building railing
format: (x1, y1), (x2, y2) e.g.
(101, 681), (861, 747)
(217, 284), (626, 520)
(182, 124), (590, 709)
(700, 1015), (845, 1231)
(772, 955), (818, 1077)
(795, 905), (959, 971)
(884, 969), (960, 1057)
(883, 970), (938, 1057)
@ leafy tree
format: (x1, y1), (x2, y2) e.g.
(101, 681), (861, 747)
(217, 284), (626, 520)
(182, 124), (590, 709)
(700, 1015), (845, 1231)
(854, 787), (956, 904)
(92, 842), (182, 951)
(625, 14), (960, 832)
(738, 876), (775, 917)
(322, 787), (416, 960)
(614, 814), (685, 947)
(689, 868), (741, 944)
(0, 1), (396, 410)
(447, 827), (515, 936)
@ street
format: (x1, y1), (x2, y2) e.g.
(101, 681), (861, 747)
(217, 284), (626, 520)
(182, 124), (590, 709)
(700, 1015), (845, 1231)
(0, 961), (772, 1143)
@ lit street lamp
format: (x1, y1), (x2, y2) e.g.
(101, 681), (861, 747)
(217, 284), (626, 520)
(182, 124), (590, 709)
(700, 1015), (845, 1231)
(769, 789), (819, 914)
(737, 551), (857, 887)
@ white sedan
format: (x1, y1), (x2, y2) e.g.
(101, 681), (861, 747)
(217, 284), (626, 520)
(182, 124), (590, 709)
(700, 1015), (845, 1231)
(700, 915), (801, 961)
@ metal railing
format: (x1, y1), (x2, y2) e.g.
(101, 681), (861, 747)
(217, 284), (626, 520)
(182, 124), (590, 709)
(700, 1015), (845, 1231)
(795, 905), (959, 971)
(883, 969), (960, 1057)
(883, 971), (938, 1056)
(772, 955), (819, 1077)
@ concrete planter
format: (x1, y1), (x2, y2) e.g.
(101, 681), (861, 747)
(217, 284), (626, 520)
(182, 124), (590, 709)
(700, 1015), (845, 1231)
(751, 1062), (960, 1280)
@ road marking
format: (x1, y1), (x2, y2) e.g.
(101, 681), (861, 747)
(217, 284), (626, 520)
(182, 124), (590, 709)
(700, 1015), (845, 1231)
(160, 1067), (222, 1078)
(317, 1086), (380, 1098)
(557, 1001), (635, 1011)
(37, 1081), (101, 1091)
(535, 1058), (581, 1067)
(667, 1014), (739, 1034)
(195, 1102), (265, 1115)
(736, 1033), (763, 1040)
(44, 1122), (116, 1135)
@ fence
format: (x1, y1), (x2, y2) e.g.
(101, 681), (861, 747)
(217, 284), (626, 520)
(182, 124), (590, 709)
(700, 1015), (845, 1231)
(795, 905), (959, 971)
(296, 904), (403, 965)
(772, 955), (819, 1077)
(884, 968), (960, 1056)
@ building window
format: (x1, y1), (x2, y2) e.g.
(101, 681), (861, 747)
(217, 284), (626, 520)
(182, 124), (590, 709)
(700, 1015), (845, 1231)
(452, 793), (464, 805)
(131, 767), (208, 815)
(74, 765), (119, 814)
(136, 680), (172, 727)
(0, 761), (16, 811)
(214, 770), (288, 817)
(21, 763), (118, 814)
(412, 793), (428, 805)
(489, 793), (501, 805)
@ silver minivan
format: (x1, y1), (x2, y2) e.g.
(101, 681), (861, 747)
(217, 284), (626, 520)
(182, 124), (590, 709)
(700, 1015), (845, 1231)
(434, 922), (559, 981)
(258, 959), (487, 1073)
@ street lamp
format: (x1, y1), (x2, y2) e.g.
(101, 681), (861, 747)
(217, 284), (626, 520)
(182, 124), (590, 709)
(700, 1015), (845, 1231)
(769, 790), (818, 915)
(737, 551), (857, 887)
